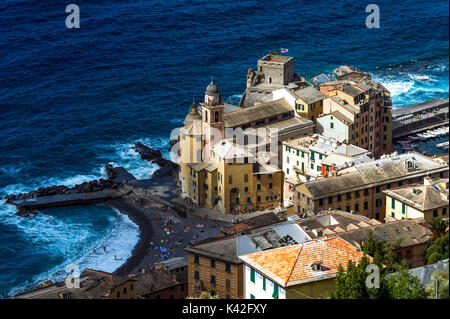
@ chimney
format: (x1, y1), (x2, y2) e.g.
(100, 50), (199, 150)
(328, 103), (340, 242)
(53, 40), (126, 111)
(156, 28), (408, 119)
(311, 261), (324, 271)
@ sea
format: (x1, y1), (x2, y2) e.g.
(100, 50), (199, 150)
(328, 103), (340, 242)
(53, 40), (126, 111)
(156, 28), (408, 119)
(0, 0), (448, 297)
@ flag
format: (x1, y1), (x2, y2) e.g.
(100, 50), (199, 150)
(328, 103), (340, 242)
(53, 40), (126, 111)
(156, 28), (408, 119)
(280, 48), (288, 53)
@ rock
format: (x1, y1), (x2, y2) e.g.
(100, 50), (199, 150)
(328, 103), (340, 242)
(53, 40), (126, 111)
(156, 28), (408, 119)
(15, 208), (38, 219)
(133, 142), (162, 162)
(152, 158), (179, 178)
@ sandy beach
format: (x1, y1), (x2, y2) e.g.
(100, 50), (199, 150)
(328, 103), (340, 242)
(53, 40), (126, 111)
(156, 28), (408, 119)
(108, 198), (230, 276)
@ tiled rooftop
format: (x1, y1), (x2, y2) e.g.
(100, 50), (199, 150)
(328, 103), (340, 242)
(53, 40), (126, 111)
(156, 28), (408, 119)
(239, 237), (369, 287)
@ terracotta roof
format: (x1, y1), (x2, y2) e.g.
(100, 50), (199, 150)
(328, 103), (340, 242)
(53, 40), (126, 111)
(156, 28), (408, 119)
(239, 237), (368, 287)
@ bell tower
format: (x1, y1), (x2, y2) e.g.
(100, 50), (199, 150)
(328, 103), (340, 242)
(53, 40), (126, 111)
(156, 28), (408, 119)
(201, 80), (224, 160)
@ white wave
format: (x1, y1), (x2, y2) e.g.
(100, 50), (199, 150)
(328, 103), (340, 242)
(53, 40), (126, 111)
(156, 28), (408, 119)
(6, 206), (139, 297)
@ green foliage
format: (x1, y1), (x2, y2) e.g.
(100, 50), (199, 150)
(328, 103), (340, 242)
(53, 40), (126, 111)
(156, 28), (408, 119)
(269, 50), (279, 55)
(186, 291), (219, 299)
(386, 270), (427, 299)
(426, 265), (449, 299)
(428, 218), (449, 240)
(425, 232), (449, 264)
(330, 232), (426, 299)
(360, 232), (406, 272)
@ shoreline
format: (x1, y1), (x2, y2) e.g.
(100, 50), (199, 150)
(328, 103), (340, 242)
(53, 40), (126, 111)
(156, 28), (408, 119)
(106, 198), (153, 276)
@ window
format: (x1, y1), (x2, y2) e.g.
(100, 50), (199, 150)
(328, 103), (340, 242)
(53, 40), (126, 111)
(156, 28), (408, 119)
(376, 186), (381, 193)
(250, 269), (256, 283)
(319, 199), (323, 206)
(257, 184), (261, 191)
(229, 175), (232, 184)
(245, 187), (248, 192)
(211, 275), (216, 286)
(346, 205), (351, 212)
(226, 279), (231, 290)
(247, 197), (251, 203)
(123, 287), (127, 294)
(355, 203), (359, 212)
(337, 194), (342, 202)
(330, 122), (334, 129)
(117, 291), (120, 298)
(433, 210), (438, 217)
(402, 203), (406, 214)
(211, 290), (216, 296)
(286, 168), (289, 174)
(364, 201), (368, 210)
(211, 259), (215, 268)
(355, 191), (360, 198)
(346, 193), (351, 200)
(225, 263), (231, 273)
(257, 196), (261, 202)
(244, 174), (248, 183)
(443, 208), (447, 216)
(215, 111), (219, 122)
(328, 196), (333, 204)
(194, 255), (199, 265)
(269, 183), (273, 189)
(391, 199), (395, 209)
(194, 271), (199, 280)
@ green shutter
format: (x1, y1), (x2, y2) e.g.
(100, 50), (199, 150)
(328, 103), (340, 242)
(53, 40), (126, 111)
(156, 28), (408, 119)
(391, 198), (395, 209)
(272, 283), (279, 299)
(263, 277), (266, 291)
(250, 294), (255, 299)
(250, 269), (255, 283)
(402, 203), (406, 214)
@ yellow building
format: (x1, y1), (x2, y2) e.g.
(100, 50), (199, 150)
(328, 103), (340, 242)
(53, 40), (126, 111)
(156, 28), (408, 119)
(384, 177), (449, 225)
(178, 81), (319, 214)
(239, 237), (370, 299)
(293, 86), (325, 123)
(185, 139), (284, 214)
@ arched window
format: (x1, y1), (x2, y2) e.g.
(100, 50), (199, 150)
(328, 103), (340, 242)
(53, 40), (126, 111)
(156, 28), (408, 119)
(215, 111), (219, 122)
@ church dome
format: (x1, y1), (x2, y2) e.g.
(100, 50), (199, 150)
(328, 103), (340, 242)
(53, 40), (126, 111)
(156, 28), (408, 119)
(205, 81), (219, 95)
(183, 112), (202, 125)
(183, 102), (201, 125)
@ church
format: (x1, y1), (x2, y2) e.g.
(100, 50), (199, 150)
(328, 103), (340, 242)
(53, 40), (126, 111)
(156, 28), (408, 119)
(178, 75), (314, 214)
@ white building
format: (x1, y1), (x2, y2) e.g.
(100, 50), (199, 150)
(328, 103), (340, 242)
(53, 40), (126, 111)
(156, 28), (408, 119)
(282, 134), (370, 183)
(316, 111), (354, 143)
(243, 264), (287, 299)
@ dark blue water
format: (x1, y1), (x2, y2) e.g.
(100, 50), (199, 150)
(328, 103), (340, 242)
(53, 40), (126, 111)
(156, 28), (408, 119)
(0, 0), (448, 297)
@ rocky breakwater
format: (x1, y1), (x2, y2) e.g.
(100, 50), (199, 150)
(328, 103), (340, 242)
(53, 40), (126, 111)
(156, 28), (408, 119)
(4, 176), (122, 217)
(132, 142), (179, 178)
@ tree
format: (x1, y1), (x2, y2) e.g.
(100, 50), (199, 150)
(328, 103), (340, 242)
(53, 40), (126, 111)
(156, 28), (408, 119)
(360, 232), (406, 272)
(425, 232), (449, 264)
(186, 291), (219, 299)
(331, 233), (427, 299)
(428, 218), (449, 240)
(385, 270), (427, 299)
(426, 265), (449, 299)
(270, 50), (279, 55)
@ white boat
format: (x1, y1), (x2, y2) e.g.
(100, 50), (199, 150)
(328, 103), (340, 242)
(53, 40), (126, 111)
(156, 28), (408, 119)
(436, 141), (449, 149)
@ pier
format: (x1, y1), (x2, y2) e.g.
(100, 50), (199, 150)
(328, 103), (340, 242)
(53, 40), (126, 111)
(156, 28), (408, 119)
(9, 189), (123, 210)
(392, 98), (449, 140)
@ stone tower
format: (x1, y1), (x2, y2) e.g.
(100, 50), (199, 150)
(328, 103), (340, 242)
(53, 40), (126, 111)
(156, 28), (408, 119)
(201, 80), (224, 160)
